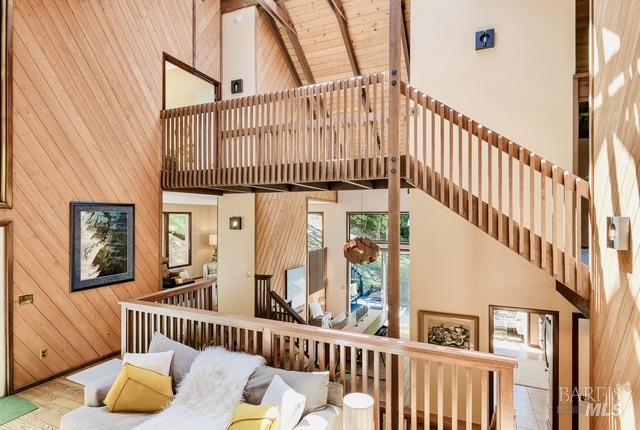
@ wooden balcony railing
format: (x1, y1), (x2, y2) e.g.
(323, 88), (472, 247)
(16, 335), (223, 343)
(161, 74), (590, 299)
(121, 291), (517, 430)
(162, 73), (391, 189)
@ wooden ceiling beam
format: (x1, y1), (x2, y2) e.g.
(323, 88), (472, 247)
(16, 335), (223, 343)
(222, 0), (259, 14)
(326, 0), (360, 75)
(264, 12), (303, 86)
(257, 0), (315, 84)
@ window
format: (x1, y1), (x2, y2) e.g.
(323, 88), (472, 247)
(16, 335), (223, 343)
(348, 213), (410, 244)
(347, 212), (411, 337)
(163, 212), (192, 269)
(308, 212), (324, 251)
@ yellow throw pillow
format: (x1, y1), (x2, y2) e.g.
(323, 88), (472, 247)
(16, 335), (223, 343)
(229, 403), (279, 430)
(104, 363), (173, 413)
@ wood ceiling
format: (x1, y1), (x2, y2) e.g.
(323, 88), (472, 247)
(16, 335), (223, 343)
(223, 0), (410, 85)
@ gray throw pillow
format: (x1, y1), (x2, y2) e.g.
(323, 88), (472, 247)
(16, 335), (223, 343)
(244, 366), (329, 415)
(148, 332), (199, 386)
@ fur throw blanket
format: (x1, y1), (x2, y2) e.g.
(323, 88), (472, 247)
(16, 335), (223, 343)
(135, 347), (265, 430)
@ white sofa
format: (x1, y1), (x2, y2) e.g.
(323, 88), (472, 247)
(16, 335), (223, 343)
(60, 375), (343, 430)
(60, 334), (343, 430)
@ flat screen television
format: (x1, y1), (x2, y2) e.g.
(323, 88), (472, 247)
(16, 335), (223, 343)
(286, 266), (306, 310)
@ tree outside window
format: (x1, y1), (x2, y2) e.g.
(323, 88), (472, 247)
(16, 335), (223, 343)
(163, 212), (192, 269)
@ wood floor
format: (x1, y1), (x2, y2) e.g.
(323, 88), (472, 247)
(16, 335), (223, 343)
(1, 378), (82, 429)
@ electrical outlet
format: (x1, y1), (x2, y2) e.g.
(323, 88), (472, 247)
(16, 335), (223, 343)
(40, 348), (48, 359)
(18, 294), (34, 305)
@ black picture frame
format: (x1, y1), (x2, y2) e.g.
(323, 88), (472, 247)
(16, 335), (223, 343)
(70, 202), (135, 292)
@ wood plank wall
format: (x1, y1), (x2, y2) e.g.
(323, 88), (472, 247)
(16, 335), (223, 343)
(592, 1), (640, 428)
(256, 8), (298, 93)
(575, 0), (589, 73)
(6, 0), (219, 390)
(255, 191), (336, 298)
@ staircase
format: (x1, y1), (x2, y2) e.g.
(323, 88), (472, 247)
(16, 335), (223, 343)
(254, 275), (306, 324)
(161, 73), (590, 304)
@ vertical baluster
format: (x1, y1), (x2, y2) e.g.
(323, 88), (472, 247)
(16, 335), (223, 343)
(552, 166), (559, 277)
(508, 141), (514, 249)
(477, 125), (484, 230)
(340, 81), (349, 178)
(374, 352), (381, 430)
(565, 173), (575, 287)
(576, 180), (583, 293)
(487, 131), (494, 237)
(449, 109), (454, 209)
(362, 348), (369, 394)
(497, 136), (504, 242)
(380, 75), (386, 159)
(481, 371), (488, 430)
(541, 160), (548, 270)
(466, 368), (472, 430)
(405, 85), (411, 179)
(350, 80), (356, 179)
(468, 120), (473, 222)
(440, 104), (445, 202)
(437, 362), (444, 430)
(422, 96), (428, 191)
(423, 361), (430, 430)
(372, 77), (378, 177)
(385, 353), (392, 430)
(351, 346), (357, 393)
(413, 89), (419, 186)
(330, 344), (336, 381)
(340, 345), (346, 390)
(458, 113), (463, 214)
(398, 357), (404, 430)
(363, 77), (370, 179)
(431, 100), (436, 197)
(410, 358), (417, 430)
(452, 365), (458, 430)
(519, 148), (526, 256)
(530, 155), (537, 265)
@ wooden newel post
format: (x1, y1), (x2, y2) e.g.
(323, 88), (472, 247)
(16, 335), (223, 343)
(388, 0), (402, 428)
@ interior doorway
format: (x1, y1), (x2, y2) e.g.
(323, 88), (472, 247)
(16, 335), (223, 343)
(489, 305), (559, 430)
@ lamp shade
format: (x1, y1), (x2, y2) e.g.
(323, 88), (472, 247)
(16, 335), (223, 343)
(343, 393), (374, 430)
(208, 234), (218, 246)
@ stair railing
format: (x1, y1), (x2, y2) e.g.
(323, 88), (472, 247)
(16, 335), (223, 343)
(400, 82), (589, 297)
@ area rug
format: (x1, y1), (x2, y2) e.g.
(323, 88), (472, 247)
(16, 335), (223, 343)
(67, 358), (122, 386)
(0, 396), (38, 425)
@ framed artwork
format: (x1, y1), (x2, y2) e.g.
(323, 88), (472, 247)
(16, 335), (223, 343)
(418, 310), (479, 350)
(70, 202), (135, 292)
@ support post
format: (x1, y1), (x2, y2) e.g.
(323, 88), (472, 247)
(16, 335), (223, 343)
(388, 0), (402, 428)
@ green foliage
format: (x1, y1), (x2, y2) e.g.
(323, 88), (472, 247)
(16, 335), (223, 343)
(348, 213), (410, 243)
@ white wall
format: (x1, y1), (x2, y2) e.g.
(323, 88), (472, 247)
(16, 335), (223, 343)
(216, 7), (259, 316)
(217, 194), (255, 315)
(222, 7), (257, 99)
(162, 203), (217, 278)
(165, 65), (217, 109)
(411, 0), (575, 168)
(410, 189), (578, 426)
(309, 189), (410, 317)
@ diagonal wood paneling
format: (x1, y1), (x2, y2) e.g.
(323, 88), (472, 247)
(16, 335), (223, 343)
(6, 0), (219, 390)
(256, 8), (299, 93)
(592, 0), (640, 428)
(255, 191), (336, 298)
(196, 0), (222, 80)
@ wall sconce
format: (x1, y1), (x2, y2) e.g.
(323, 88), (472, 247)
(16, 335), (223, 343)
(607, 216), (630, 250)
(475, 28), (495, 50)
(229, 216), (243, 230)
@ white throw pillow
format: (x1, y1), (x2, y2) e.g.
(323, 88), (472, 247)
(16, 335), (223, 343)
(309, 302), (324, 319)
(122, 350), (174, 376)
(261, 375), (306, 430)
